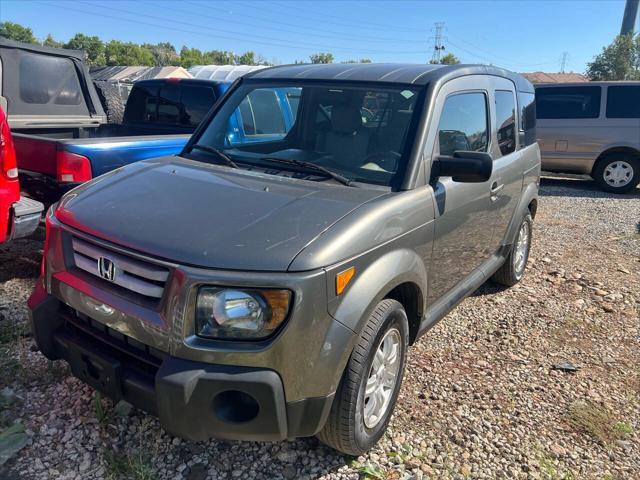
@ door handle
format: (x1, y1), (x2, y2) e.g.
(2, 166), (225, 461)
(490, 181), (504, 201)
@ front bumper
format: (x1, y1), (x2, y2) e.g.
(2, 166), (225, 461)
(29, 287), (334, 442)
(10, 196), (43, 240)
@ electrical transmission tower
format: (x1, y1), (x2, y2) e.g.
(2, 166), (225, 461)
(431, 22), (446, 63)
(560, 52), (569, 73)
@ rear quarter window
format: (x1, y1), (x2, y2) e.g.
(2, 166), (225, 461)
(606, 85), (640, 118)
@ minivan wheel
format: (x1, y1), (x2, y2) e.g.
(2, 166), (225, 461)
(317, 299), (408, 455)
(592, 154), (640, 194)
(492, 213), (533, 287)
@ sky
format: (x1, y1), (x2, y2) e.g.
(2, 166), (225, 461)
(1, 0), (637, 72)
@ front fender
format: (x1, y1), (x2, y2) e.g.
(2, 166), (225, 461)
(326, 247), (428, 335)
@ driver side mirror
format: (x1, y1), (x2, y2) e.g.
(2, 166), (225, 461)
(431, 151), (493, 183)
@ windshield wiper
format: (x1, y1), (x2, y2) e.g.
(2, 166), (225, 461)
(260, 157), (355, 187)
(186, 144), (239, 169)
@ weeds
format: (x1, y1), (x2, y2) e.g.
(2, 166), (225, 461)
(103, 449), (155, 480)
(93, 392), (109, 424)
(357, 462), (386, 479)
(568, 400), (632, 445)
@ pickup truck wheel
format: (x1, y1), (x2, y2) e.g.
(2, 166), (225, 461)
(492, 213), (532, 287)
(592, 154), (640, 194)
(317, 299), (408, 455)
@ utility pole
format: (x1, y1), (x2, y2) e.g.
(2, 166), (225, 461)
(431, 22), (446, 63)
(621, 0), (639, 35)
(560, 52), (569, 73)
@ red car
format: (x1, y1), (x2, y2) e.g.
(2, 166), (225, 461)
(1, 107), (42, 244)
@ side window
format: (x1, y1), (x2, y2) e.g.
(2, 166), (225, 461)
(437, 92), (488, 156)
(19, 54), (83, 106)
(536, 86), (601, 119)
(240, 89), (286, 136)
(606, 86), (640, 118)
(181, 86), (216, 127)
(495, 90), (516, 155)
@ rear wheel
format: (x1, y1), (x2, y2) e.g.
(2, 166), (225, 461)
(317, 299), (408, 455)
(492, 213), (532, 287)
(592, 154), (640, 194)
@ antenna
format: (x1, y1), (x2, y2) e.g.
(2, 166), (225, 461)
(431, 22), (446, 63)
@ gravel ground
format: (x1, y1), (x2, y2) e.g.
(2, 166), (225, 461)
(1, 176), (638, 480)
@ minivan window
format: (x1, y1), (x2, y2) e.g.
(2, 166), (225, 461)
(536, 86), (601, 119)
(437, 92), (489, 156)
(182, 86), (216, 127)
(495, 90), (516, 155)
(606, 85), (640, 118)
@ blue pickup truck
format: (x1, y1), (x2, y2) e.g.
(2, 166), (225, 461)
(1, 39), (298, 204)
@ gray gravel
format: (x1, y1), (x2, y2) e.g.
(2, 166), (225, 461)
(1, 176), (638, 480)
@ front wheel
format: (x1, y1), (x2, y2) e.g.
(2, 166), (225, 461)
(592, 154), (640, 194)
(492, 213), (533, 287)
(317, 299), (408, 455)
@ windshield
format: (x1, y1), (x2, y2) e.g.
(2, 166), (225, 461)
(191, 81), (423, 187)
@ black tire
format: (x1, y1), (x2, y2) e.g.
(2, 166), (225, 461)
(492, 213), (533, 287)
(592, 153), (640, 194)
(317, 299), (409, 455)
(94, 81), (125, 124)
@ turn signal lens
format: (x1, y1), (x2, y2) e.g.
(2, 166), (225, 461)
(336, 267), (355, 295)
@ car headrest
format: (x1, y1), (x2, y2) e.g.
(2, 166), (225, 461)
(330, 104), (362, 134)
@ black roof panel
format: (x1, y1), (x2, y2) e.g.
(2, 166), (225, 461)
(246, 63), (534, 91)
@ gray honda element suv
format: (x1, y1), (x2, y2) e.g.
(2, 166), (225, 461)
(29, 64), (540, 455)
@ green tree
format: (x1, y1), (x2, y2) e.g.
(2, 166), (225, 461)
(179, 46), (205, 68)
(105, 40), (154, 66)
(586, 33), (640, 81)
(0, 21), (36, 43)
(430, 53), (461, 65)
(342, 58), (372, 63)
(205, 50), (235, 65)
(143, 42), (179, 66)
(42, 34), (63, 48)
(310, 52), (334, 64)
(65, 33), (106, 65)
(235, 51), (255, 65)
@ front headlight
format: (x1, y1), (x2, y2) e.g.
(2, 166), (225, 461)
(195, 287), (291, 340)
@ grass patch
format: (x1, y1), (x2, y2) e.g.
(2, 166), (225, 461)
(568, 400), (632, 445)
(0, 321), (29, 346)
(103, 449), (155, 480)
(357, 462), (386, 479)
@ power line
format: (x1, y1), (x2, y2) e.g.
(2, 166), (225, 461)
(42, 1), (425, 55)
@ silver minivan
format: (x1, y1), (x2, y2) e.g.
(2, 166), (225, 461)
(535, 82), (640, 193)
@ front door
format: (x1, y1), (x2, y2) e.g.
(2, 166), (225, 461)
(426, 75), (499, 304)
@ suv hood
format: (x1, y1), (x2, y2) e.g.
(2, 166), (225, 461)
(56, 156), (385, 271)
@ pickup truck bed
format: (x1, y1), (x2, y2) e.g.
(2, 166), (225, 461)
(14, 131), (189, 204)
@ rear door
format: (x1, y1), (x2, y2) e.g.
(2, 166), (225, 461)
(488, 77), (522, 244)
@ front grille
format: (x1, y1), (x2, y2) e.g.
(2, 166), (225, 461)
(71, 237), (169, 299)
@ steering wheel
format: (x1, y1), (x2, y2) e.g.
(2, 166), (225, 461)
(361, 151), (401, 172)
